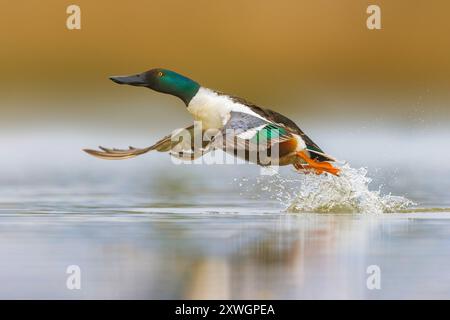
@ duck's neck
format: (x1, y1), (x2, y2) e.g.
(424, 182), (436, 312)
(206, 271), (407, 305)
(163, 81), (199, 106)
(187, 87), (235, 129)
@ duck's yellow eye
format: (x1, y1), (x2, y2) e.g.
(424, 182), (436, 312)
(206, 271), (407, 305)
(157, 71), (164, 77)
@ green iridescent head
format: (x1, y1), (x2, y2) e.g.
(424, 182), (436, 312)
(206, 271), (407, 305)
(110, 68), (200, 105)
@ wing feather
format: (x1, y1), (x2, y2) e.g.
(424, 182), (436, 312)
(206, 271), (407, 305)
(216, 92), (335, 162)
(83, 124), (214, 160)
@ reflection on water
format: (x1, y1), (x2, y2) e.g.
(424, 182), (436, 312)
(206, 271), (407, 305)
(1, 189), (450, 299)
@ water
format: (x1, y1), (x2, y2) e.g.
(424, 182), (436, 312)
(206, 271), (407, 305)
(1, 129), (450, 299)
(238, 164), (415, 214)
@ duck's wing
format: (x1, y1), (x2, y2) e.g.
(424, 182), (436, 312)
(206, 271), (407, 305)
(222, 94), (335, 162)
(212, 112), (294, 153)
(83, 124), (213, 160)
(83, 145), (156, 160)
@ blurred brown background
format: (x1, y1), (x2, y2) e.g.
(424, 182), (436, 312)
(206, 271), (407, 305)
(1, 0), (449, 133)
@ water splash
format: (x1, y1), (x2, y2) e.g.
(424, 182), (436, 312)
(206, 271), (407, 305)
(236, 163), (415, 214)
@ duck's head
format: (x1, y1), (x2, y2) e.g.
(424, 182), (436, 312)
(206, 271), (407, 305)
(110, 68), (200, 105)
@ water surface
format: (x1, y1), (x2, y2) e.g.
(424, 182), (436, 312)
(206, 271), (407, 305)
(0, 130), (449, 299)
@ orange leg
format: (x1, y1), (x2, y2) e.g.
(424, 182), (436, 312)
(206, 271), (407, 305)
(293, 163), (315, 174)
(295, 151), (340, 176)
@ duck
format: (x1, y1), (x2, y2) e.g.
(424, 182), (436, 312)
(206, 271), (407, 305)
(84, 68), (340, 176)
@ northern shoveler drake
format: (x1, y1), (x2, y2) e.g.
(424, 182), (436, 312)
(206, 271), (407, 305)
(84, 68), (340, 176)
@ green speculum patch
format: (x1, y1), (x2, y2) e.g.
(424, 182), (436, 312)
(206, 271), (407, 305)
(251, 124), (286, 144)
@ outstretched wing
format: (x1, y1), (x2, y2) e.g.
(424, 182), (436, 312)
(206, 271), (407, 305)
(83, 124), (214, 160)
(83, 145), (156, 160)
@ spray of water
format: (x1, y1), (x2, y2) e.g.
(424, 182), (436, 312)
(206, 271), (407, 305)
(236, 163), (415, 214)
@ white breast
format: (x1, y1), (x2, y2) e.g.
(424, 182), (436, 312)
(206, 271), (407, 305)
(187, 87), (267, 130)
